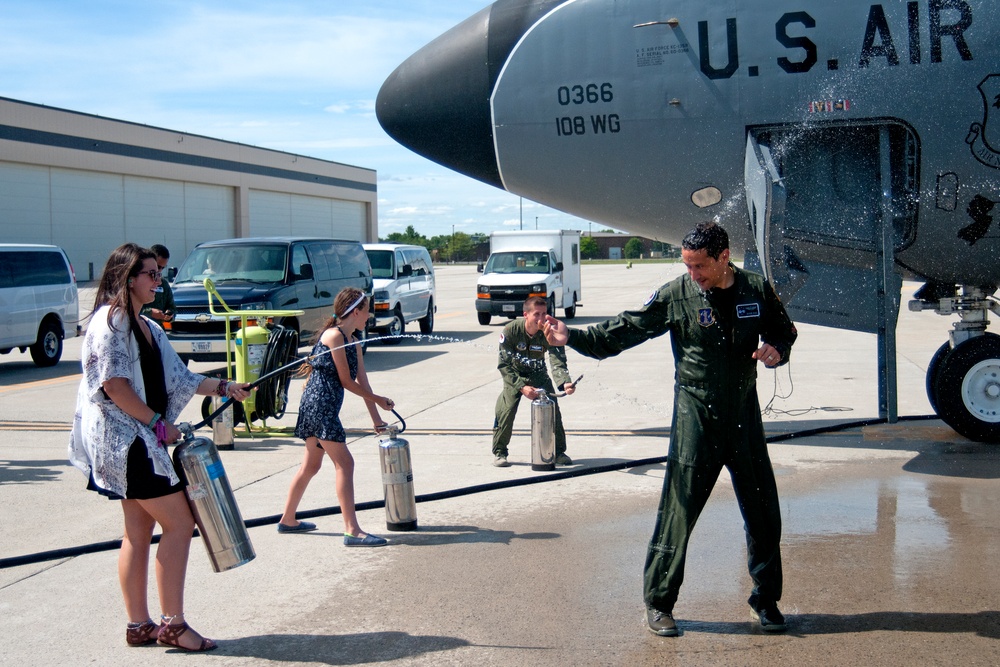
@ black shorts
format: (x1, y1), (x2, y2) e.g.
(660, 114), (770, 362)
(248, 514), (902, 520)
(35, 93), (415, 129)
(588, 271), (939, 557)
(88, 437), (185, 500)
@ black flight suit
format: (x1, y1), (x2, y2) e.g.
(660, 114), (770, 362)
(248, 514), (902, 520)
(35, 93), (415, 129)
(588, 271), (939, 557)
(493, 318), (572, 457)
(566, 265), (797, 613)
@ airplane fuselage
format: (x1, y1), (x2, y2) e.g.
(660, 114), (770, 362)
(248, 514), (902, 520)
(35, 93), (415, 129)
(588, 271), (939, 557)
(378, 0), (999, 287)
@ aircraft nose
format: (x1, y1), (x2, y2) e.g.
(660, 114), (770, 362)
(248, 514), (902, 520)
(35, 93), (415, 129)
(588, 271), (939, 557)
(376, 5), (503, 189)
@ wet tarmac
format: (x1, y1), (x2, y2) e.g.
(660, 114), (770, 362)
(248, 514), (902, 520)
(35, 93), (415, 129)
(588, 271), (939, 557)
(1, 263), (998, 666)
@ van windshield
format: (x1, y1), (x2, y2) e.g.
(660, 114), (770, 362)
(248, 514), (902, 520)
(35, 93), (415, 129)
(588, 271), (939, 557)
(483, 251), (549, 274)
(175, 245), (288, 284)
(366, 250), (394, 279)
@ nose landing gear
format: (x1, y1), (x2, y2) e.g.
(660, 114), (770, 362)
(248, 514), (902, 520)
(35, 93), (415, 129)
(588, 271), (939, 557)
(913, 285), (1000, 443)
(929, 333), (1000, 442)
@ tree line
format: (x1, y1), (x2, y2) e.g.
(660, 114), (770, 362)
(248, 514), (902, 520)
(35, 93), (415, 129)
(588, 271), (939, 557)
(382, 225), (664, 261)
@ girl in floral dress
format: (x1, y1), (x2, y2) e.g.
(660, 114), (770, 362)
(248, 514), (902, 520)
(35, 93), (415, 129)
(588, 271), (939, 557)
(278, 287), (395, 546)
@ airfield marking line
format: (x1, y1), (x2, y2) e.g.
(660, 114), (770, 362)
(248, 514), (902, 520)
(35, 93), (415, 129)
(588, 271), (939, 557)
(0, 375), (81, 394)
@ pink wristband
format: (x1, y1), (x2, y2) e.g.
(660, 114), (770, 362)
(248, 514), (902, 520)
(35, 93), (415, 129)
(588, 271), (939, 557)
(155, 419), (168, 446)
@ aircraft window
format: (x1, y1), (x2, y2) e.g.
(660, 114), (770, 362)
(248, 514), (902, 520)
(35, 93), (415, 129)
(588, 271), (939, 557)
(692, 187), (723, 208)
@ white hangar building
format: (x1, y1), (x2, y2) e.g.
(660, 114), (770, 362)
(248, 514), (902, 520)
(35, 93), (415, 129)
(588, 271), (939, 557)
(0, 96), (378, 279)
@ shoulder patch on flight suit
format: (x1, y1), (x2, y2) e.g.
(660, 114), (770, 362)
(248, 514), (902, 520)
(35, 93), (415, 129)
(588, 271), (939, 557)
(644, 290), (658, 307)
(737, 303), (761, 318)
(698, 308), (716, 326)
(499, 332), (506, 344)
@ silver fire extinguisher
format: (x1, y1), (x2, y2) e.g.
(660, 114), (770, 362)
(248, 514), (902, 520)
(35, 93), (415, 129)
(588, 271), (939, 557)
(211, 395), (234, 451)
(172, 426), (255, 572)
(378, 410), (417, 531)
(531, 389), (556, 471)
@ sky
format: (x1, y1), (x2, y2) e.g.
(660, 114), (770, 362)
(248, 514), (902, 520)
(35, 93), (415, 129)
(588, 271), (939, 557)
(0, 0), (603, 240)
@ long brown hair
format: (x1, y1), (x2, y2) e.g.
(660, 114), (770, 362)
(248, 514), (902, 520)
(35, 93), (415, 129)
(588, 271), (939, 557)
(297, 287), (369, 378)
(91, 243), (156, 331)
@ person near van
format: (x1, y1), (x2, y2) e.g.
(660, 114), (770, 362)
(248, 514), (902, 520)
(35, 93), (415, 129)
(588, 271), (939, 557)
(141, 244), (174, 323)
(542, 222), (797, 636)
(278, 287), (396, 546)
(492, 295), (576, 468)
(68, 243), (254, 651)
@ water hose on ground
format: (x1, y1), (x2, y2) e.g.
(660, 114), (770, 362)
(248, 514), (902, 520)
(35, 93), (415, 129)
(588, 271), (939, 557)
(0, 414), (938, 569)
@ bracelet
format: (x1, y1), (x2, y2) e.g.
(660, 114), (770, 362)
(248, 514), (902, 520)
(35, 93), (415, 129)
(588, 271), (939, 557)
(148, 412), (162, 429)
(216, 379), (229, 397)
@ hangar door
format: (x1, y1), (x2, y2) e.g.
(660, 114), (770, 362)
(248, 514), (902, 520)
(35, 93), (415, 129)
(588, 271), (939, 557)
(249, 190), (367, 241)
(0, 162), (234, 278)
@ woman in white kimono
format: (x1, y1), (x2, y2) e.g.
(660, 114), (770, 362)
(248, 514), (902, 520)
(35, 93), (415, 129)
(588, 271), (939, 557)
(69, 243), (251, 652)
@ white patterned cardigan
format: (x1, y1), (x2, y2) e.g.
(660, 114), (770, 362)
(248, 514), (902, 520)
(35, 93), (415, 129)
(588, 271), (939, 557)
(68, 306), (203, 498)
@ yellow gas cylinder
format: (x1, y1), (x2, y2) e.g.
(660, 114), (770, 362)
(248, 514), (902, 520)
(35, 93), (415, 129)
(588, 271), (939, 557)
(234, 325), (269, 419)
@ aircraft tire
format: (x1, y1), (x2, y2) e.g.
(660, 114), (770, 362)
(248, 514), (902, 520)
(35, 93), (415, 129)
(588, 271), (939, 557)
(925, 341), (952, 415)
(934, 333), (1000, 443)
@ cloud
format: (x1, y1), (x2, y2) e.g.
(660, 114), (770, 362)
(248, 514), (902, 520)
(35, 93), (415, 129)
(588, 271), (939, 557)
(0, 1), (596, 240)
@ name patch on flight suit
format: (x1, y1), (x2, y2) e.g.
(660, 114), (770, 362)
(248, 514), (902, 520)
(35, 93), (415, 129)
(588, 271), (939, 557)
(737, 303), (761, 319)
(698, 308), (716, 326)
(529, 344), (544, 353)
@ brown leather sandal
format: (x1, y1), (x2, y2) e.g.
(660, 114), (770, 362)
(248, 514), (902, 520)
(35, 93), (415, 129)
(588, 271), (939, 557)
(156, 619), (218, 652)
(126, 619), (160, 646)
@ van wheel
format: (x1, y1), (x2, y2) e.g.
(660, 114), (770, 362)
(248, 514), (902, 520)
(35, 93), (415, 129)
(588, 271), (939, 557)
(30, 320), (63, 367)
(478, 312), (491, 326)
(383, 309), (404, 345)
(419, 300), (434, 334)
(564, 292), (578, 319)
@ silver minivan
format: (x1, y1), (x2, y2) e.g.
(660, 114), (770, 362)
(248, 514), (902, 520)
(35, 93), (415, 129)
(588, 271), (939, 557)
(0, 244), (79, 366)
(364, 243), (436, 344)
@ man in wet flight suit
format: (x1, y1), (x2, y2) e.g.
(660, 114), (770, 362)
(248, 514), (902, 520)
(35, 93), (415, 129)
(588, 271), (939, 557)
(544, 222), (797, 636)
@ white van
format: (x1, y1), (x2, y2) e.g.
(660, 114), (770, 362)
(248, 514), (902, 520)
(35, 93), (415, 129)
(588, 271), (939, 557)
(364, 243), (436, 344)
(0, 244), (79, 366)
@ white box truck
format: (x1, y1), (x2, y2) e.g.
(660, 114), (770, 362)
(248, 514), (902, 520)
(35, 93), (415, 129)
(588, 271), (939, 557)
(475, 230), (582, 325)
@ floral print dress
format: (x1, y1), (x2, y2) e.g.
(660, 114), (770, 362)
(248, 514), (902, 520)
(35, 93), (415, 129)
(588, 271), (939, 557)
(294, 330), (358, 443)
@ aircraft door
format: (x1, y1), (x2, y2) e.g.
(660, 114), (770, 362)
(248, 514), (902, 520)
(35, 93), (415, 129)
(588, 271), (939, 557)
(744, 135), (805, 301)
(743, 123), (917, 334)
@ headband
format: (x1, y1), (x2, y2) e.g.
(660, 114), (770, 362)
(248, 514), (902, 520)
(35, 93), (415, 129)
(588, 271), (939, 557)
(337, 293), (366, 319)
